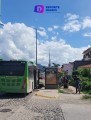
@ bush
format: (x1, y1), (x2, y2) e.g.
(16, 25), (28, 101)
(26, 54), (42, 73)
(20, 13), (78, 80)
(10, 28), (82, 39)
(81, 80), (91, 92)
(77, 68), (90, 77)
(72, 70), (79, 76)
(81, 69), (90, 77)
(82, 95), (91, 100)
(71, 68), (91, 94)
(68, 77), (75, 86)
(88, 91), (91, 95)
(58, 88), (64, 93)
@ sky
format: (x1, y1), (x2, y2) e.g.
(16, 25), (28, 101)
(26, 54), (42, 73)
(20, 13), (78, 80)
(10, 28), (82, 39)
(0, 0), (91, 66)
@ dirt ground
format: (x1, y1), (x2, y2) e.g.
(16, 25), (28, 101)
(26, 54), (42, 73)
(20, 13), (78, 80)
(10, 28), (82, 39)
(59, 86), (91, 103)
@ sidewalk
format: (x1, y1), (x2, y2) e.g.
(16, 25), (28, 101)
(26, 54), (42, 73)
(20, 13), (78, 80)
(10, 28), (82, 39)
(59, 86), (76, 94)
(61, 103), (91, 120)
(35, 88), (59, 99)
(59, 86), (91, 120)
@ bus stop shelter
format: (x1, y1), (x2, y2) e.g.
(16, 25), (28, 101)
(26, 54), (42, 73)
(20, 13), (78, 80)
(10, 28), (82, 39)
(45, 67), (58, 89)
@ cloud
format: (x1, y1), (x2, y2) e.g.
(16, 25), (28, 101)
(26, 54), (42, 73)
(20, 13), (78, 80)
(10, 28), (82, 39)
(51, 36), (57, 40)
(63, 13), (91, 32)
(0, 22), (36, 61)
(37, 27), (47, 37)
(65, 13), (79, 21)
(48, 25), (59, 32)
(83, 32), (91, 37)
(38, 39), (88, 65)
(0, 22), (88, 66)
(63, 13), (81, 32)
(48, 27), (53, 31)
(63, 20), (81, 32)
(53, 25), (59, 29)
(82, 17), (91, 29)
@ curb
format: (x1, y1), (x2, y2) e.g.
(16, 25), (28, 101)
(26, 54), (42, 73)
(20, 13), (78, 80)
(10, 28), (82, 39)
(35, 92), (57, 99)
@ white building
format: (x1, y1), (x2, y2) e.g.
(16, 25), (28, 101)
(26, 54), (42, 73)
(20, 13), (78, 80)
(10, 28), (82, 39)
(83, 47), (91, 61)
(62, 62), (73, 75)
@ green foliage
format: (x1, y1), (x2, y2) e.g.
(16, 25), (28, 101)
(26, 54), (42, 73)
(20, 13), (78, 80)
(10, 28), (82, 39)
(72, 70), (79, 76)
(81, 80), (91, 91)
(82, 69), (89, 77)
(58, 72), (64, 79)
(69, 77), (75, 86)
(84, 91), (91, 95)
(0, 59), (3, 61)
(78, 68), (90, 77)
(52, 63), (60, 68)
(72, 68), (91, 94)
(58, 88), (64, 93)
(82, 95), (91, 100)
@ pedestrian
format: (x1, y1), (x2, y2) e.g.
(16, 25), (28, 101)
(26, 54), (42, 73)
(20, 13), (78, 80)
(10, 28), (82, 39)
(73, 76), (81, 94)
(62, 76), (68, 88)
(58, 77), (62, 86)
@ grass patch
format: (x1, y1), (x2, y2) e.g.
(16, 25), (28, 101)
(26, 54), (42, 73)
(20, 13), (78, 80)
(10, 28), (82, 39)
(58, 88), (64, 93)
(82, 95), (91, 100)
(83, 91), (91, 95)
(88, 91), (91, 95)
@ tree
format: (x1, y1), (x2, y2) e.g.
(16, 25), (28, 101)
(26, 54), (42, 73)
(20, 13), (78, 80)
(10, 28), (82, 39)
(78, 68), (90, 77)
(52, 63), (60, 68)
(81, 68), (90, 77)
(72, 70), (79, 76)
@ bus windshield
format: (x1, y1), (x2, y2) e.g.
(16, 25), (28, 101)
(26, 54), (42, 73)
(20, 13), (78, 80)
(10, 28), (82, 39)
(0, 61), (26, 76)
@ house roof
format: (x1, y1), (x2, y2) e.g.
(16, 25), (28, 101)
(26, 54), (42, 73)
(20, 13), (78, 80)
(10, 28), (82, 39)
(83, 47), (91, 54)
(79, 64), (91, 68)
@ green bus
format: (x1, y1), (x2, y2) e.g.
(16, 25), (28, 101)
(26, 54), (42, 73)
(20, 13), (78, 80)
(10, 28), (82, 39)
(0, 60), (36, 93)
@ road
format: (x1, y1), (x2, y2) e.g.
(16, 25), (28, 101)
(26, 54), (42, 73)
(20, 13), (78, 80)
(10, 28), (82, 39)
(59, 93), (91, 120)
(0, 90), (64, 120)
(0, 87), (91, 120)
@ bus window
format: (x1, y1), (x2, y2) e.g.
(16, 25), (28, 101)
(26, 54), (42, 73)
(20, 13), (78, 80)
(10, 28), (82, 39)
(28, 66), (34, 79)
(0, 61), (25, 76)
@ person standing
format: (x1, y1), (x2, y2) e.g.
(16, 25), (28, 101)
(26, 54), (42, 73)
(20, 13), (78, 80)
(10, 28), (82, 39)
(74, 76), (81, 94)
(62, 76), (68, 88)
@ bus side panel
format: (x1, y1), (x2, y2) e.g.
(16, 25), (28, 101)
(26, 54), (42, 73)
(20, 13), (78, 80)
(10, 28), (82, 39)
(0, 76), (26, 93)
(27, 65), (34, 93)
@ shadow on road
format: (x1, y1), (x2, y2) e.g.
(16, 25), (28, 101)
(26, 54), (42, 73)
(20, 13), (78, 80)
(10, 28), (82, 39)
(0, 93), (29, 99)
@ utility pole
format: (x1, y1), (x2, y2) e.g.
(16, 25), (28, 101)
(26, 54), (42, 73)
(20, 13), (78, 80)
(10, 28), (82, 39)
(0, 0), (4, 26)
(35, 28), (37, 66)
(0, 0), (1, 21)
(30, 27), (37, 66)
(49, 48), (51, 67)
(34, 28), (38, 88)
